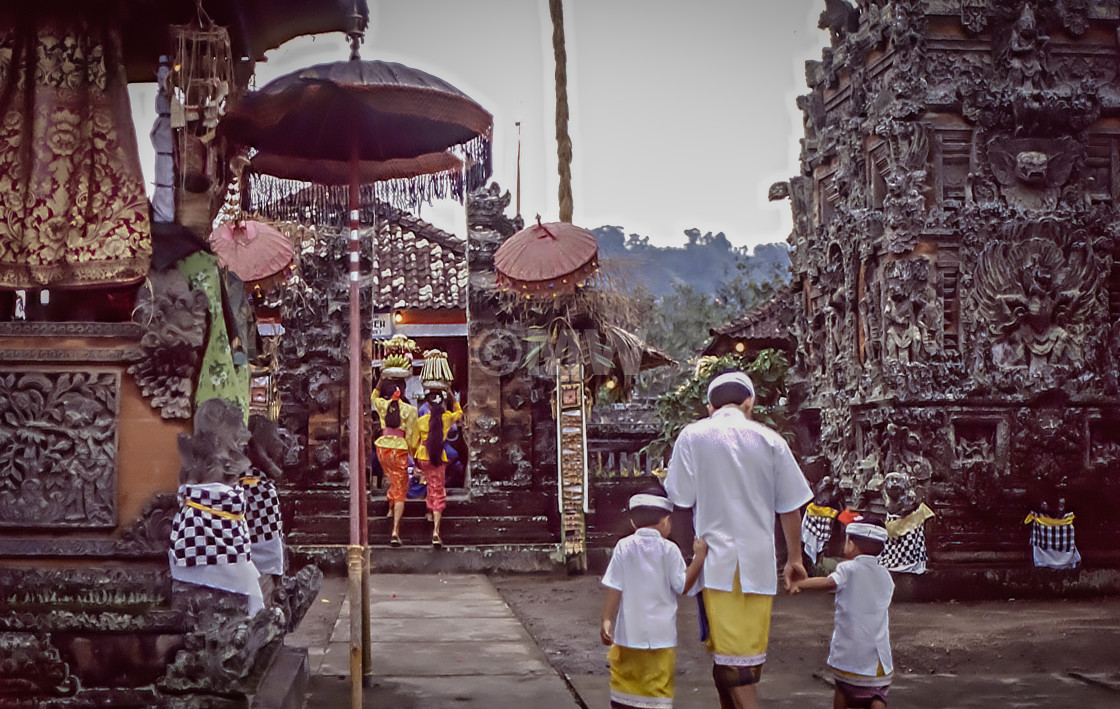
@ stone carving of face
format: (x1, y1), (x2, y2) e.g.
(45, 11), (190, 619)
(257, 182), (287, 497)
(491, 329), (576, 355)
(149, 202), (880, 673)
(1015, 151), (1049, 186)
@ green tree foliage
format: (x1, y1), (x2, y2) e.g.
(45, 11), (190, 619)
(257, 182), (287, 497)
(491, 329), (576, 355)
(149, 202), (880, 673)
(645, 349), (793, 463)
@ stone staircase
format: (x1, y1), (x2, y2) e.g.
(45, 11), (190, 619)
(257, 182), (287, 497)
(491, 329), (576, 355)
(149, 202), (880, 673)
(279, 486), (561, 571)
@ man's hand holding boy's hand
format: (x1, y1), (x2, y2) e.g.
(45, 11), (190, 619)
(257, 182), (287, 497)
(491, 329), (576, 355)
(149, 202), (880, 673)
(600, 619), (614, 646)
(692, 536), (709, 560)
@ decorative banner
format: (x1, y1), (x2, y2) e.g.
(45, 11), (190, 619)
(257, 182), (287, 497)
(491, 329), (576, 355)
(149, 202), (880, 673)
(557, 364), (588, 569)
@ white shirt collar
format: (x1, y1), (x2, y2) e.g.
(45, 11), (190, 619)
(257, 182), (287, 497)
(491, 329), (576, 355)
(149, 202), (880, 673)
(633, 527), (663, 538)
(711, 406), (747, 420)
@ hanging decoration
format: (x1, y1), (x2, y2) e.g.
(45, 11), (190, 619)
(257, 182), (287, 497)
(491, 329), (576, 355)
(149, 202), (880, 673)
(0, 11), (150, 288)
(170, 21), (234, 194)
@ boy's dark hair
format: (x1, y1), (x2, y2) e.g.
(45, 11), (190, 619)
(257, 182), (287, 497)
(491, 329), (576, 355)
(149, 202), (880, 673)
(628, 484), (672, 529)
(847, 516), (887, 556)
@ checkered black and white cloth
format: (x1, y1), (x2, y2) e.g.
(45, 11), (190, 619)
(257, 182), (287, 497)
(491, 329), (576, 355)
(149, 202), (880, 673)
(802, 513), (834, 564)
(1026, 512), (1081, 569)
(240, 474), (283, 543)
(170, 484), (252, 567)
(1028, 515), (1075, 551)
(878, 516), (928, 574)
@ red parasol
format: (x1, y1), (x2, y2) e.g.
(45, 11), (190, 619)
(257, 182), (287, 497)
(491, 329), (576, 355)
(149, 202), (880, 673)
(494, 218), (599, 294)
(208, 220), (295, 282)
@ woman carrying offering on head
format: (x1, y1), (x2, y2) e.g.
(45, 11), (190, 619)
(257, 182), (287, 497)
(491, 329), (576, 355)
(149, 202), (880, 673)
(371, 378), (419, 546)
(415, 387), (463, 547)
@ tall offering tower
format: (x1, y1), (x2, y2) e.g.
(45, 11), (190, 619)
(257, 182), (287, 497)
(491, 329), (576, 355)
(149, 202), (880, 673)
(783, 0), (1120, 580)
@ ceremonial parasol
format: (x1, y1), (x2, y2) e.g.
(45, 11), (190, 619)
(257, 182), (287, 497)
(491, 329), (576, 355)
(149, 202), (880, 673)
(208, 220), (295, 282)
(494, 218), (599, 294)
(219, 42), (491, 703)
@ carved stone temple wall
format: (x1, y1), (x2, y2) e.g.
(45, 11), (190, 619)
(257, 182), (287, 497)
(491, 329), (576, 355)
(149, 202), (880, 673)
(784, 0), (1120, 574)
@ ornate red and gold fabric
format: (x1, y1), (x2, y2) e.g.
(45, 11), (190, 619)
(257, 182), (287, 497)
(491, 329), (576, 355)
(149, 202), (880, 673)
(0, 12), (150, 288)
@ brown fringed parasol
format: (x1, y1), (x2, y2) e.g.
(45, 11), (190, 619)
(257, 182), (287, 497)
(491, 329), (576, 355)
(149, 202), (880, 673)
(249, 149), (462, 187)
(218, 47), (491, 699)
(494, 218), (599, 295)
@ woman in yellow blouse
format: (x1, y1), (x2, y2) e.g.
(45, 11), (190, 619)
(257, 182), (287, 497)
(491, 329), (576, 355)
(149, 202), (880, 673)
(415, 389), (463, 547)
(372, 378), (419, 546)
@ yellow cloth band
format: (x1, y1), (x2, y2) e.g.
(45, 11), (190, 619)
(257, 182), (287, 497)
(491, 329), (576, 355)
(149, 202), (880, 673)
(806, 503), (839, 519)
(239, 476), (261, 486)
(885, 502), (934, 538)
(1024, 512), (1075, 527)
(184, 499), (244, 521)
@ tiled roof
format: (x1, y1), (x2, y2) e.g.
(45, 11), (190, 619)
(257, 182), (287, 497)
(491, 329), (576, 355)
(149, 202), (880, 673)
(704, 283), (795, 354)
(369, 206), (466, 311)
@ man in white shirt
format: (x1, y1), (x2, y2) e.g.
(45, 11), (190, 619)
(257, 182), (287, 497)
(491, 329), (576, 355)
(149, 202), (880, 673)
(665, 371), (813, 709)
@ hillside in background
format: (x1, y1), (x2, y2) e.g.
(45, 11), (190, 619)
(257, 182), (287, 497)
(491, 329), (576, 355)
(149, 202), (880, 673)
(593, 225), (790, 298)
(591, 225), (791, 362)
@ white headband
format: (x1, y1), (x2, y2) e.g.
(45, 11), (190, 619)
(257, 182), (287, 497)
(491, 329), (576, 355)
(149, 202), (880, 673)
(630, 494), (673, 512)
(846, 522), (888, 542)
(707, 372), (755, 402)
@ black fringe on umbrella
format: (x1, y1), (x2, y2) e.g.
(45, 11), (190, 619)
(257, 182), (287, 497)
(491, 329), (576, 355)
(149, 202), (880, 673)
(242, 136), (491, 227)
(463, 134), (492, 195)
(245, 170), (459, 226)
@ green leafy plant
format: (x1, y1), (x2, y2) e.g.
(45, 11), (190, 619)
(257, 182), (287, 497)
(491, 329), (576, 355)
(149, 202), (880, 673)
(644, 349), (793, 463)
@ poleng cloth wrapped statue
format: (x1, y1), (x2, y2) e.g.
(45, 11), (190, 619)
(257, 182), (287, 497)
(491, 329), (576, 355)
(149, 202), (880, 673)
(421, 349), (453, 391)
(878, 502), (935, 574)
(169, 482), (263, 614)
(1024, 511), (1081, 569)
(239, 474), (286, 576)
(802, 503), (839, 564)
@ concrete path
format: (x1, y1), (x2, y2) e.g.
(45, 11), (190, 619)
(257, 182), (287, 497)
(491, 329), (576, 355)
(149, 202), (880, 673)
(288, 574), (582, 708)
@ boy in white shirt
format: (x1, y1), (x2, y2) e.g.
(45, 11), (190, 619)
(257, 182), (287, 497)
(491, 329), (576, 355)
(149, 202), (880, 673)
(600, 487), (708, 709)
(792, 516), (894, 709)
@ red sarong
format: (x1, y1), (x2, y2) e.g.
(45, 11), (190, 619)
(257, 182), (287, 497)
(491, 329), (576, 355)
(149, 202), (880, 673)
(418, 459), (447, 512)
(377, 447), (409, 504)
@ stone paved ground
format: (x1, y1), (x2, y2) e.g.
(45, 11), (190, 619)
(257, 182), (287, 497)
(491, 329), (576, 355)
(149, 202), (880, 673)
(493, 573), (1120, 709)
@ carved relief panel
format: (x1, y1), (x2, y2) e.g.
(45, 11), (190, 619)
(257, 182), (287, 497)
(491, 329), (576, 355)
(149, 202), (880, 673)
(951, 416), (1009, 507)
(966, 218), (1105, 373)
(0, 369), (119, 528)
(880, 258), (938, 365)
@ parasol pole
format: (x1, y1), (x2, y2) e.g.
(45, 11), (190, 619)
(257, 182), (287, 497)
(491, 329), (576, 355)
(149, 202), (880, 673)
(346, 131), (365, 708)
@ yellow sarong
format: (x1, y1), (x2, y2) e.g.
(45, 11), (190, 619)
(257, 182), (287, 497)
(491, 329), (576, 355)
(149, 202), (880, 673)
(701, 570), (773, 667)
(608, 644), (675, 708)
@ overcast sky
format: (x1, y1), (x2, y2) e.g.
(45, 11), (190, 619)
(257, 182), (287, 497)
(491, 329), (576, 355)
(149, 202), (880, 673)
(130, 0), (825, 249)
